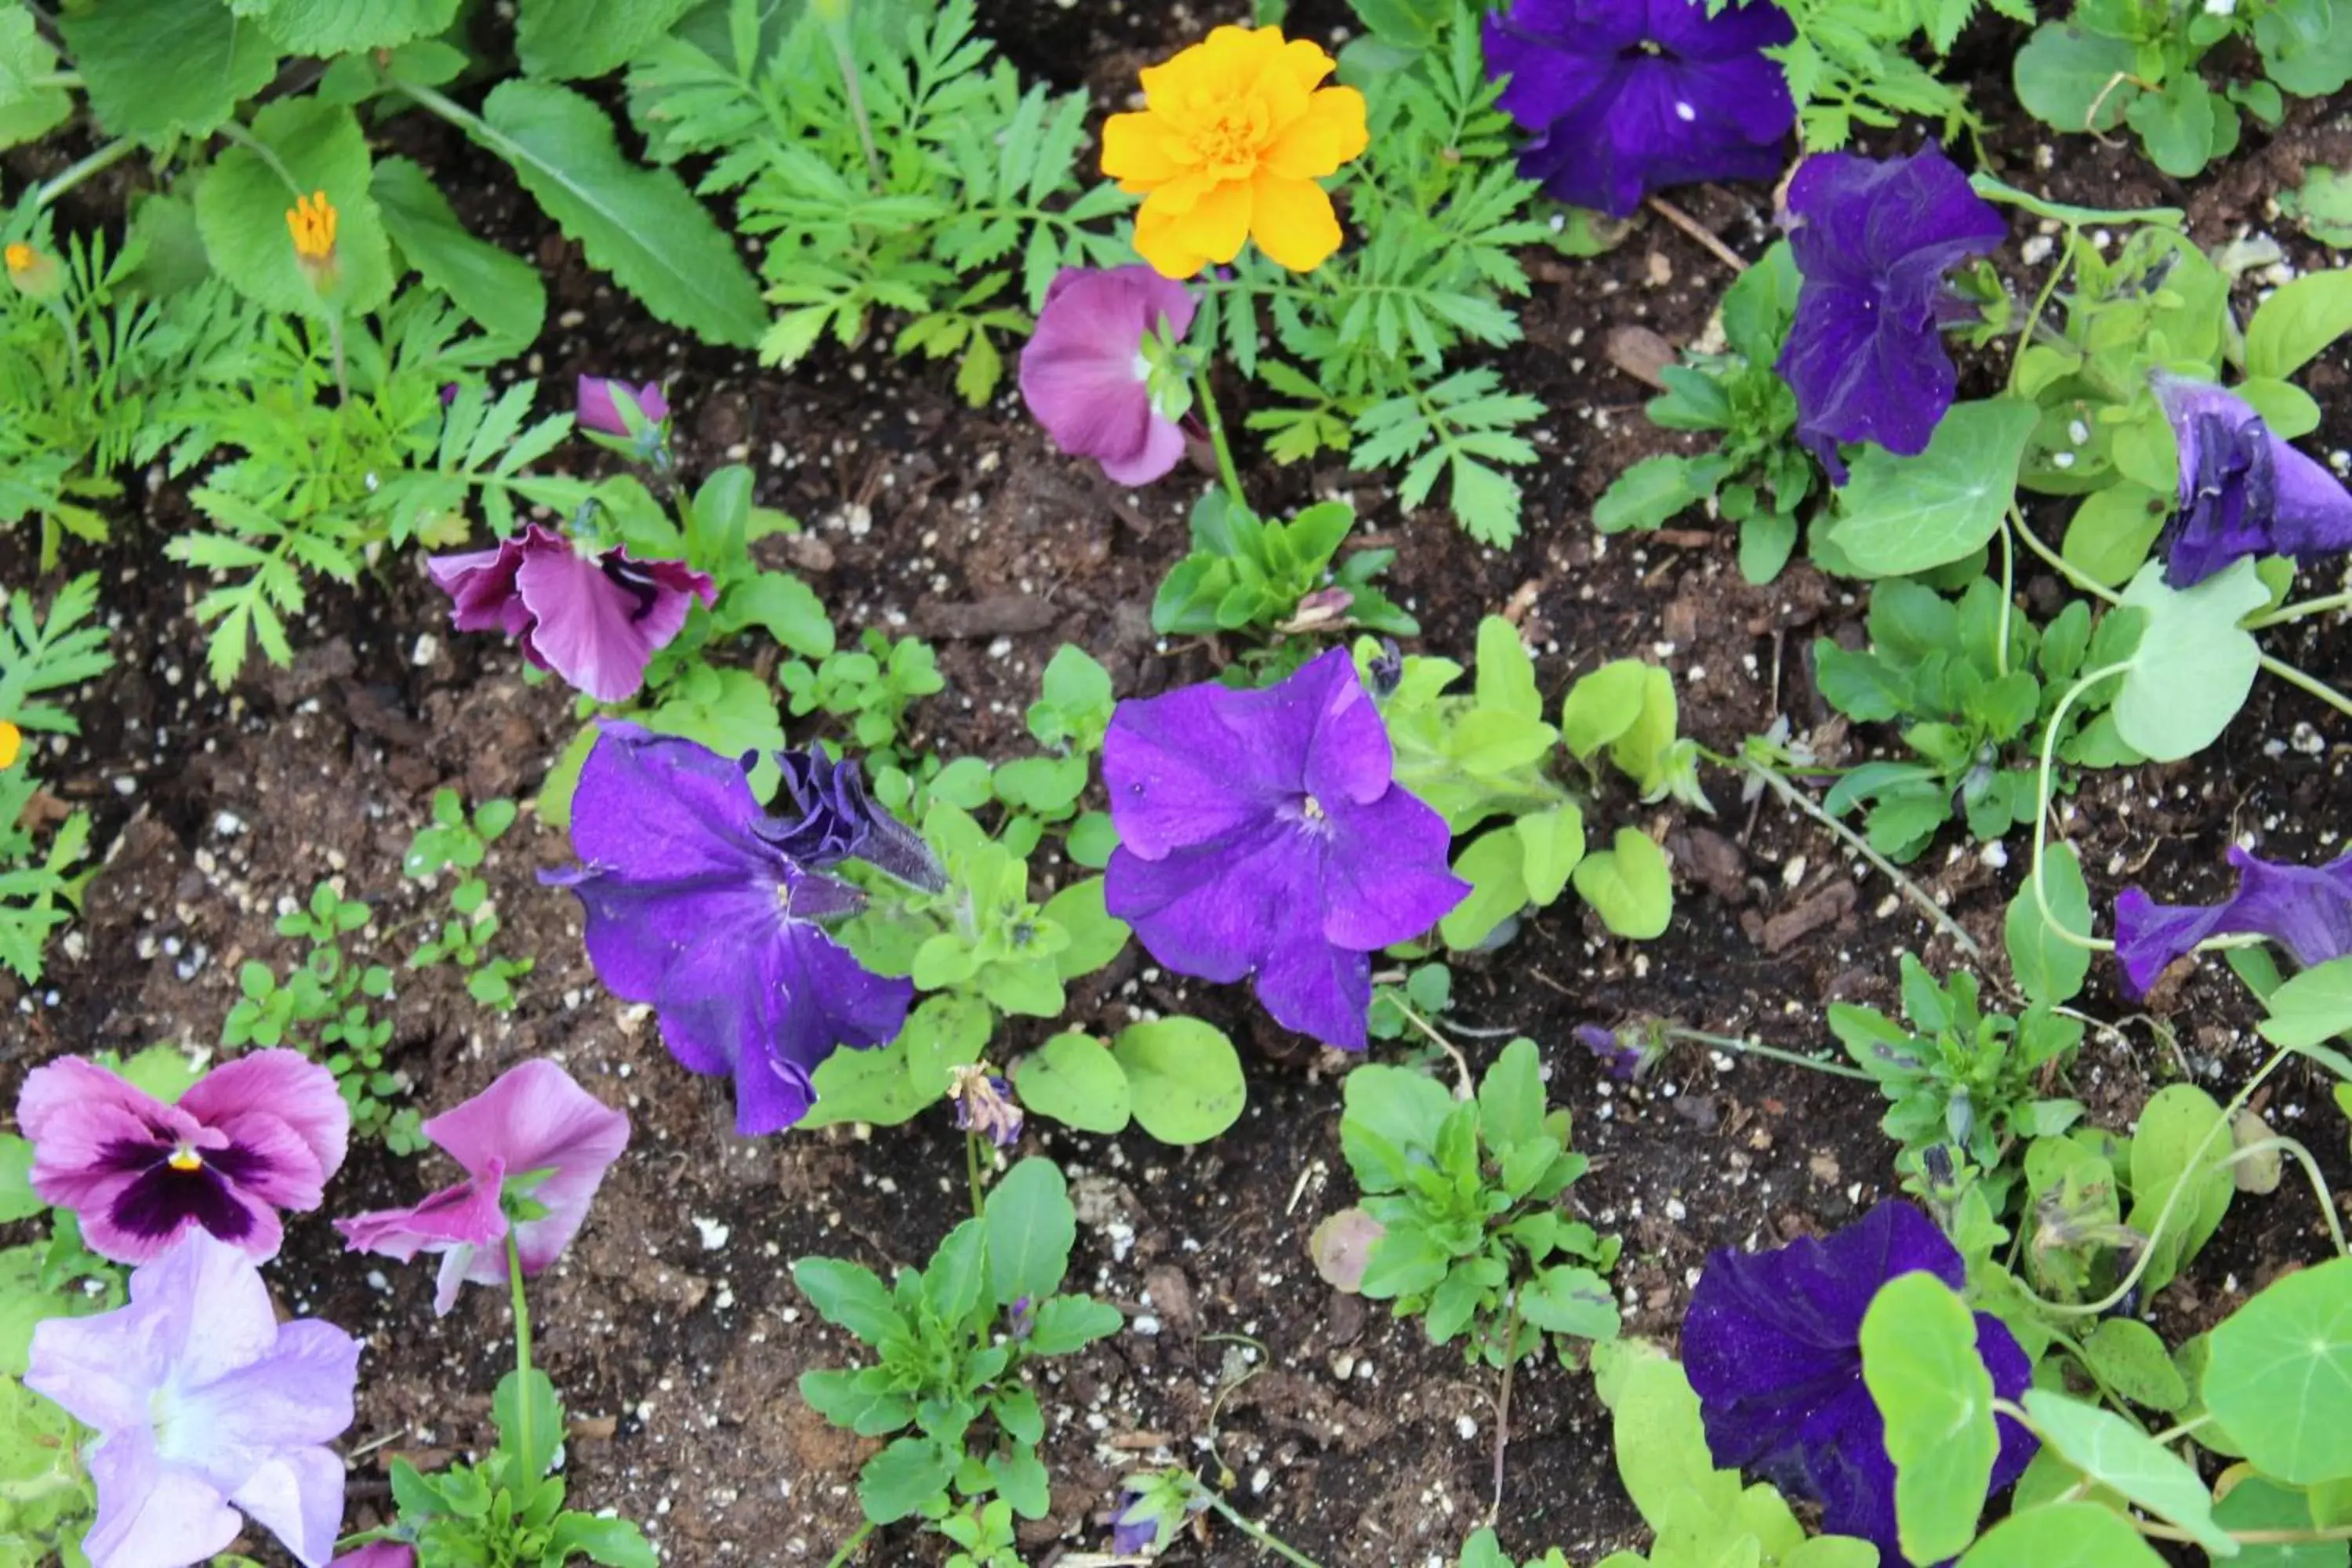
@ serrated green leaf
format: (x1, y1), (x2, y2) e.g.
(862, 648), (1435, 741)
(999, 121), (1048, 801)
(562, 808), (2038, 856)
(372, 155), (546, 345)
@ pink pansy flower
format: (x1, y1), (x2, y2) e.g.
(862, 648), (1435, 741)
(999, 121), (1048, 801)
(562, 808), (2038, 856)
(426, 522), (716, 703)
(1018, 266), (1198, 486)
(27, 1232), (359, 1568)
(329, 1544), (417, 1567)
(16, 1050), (347, 1265)
(336, 1060), (629, 1316)
(575, 375), (669, 437)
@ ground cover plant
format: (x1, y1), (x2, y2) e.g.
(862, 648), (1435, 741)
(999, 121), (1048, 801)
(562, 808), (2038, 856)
(3, 0), (2352, 1565)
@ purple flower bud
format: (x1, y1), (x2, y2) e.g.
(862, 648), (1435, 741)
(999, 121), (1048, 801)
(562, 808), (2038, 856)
(2151, 373), (2352, 587)
(576, 376), (670, 437)
(762, 746), (948, 891)
(948, 1066), (1025, 1150)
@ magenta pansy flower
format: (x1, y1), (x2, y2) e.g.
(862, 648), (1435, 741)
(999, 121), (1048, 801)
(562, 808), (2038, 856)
(545, 724), (916, 1135)
(1018, 266), (1197, 487)
(1483, 0), (1795, 219)
(575, 375), (668, 437)
(426, 522), (716, 703)
(2151, 374), (2352, 587)
(330, 1547), (416, 1568)
(336, 1059), (629, 1316)
(1682, 1202), (2035, 1566)
(27, 1232), (359, 1568)
(16, 1050), (347, 1265)
(1103, 648), (1468, 1049)
(1777, 144), (2004, 479)
(2115, 843), (2352, 997)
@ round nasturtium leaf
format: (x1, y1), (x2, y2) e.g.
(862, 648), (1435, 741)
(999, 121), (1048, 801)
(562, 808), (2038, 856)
(1014, 1032), (1131, 1135)
(2111, 560), (2268, 764)
(2202, 1255), (2352, 1485)
(1956, 1501), (2167, 1568)
(1111, 1017), (1245, 1145)
(1860, 1272), (2000, 1566)
(1571, 827), (1673, 939)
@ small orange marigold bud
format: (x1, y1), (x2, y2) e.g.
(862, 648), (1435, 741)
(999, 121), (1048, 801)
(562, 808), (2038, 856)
(5, 242), (58, 297)
(286, 191), (338, 264)
(0, 720), (21, 771)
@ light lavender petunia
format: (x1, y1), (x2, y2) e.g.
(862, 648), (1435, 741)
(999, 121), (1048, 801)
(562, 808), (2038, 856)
(1682, 1201), (2034, 1566)
(1103, 648), (1468, 1049)
(1483, 0), (1795, 219)
(575, 376), (669, 438)
(27, 1232), (359, 1568)
(2115, 843), (2352, 997)
(2152, 373), (2352, 587)
(1777, 145), (2004, 478)
(16, 1050), (347, 1265)
(545, 724), (916, 1135)
(426, 523), (716, 704)
(1018, 266), (1197, 487)
(336, 1059), (629, 1316)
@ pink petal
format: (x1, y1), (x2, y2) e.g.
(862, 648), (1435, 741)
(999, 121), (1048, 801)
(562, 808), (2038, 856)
(422, 1062), (629, 1276)
(181, 1050), (349, 1185)
(514, 543), (713, 703)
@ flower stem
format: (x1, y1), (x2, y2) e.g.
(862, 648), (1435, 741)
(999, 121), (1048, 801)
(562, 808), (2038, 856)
(1192, 365), (1247, 513)
(822, 1520), (876, 1568)
(31, 136), (132, 210)
(1488, 1303), (1523, 1521)
(1192, 1480), (1328, 1568)
(820, 11), (884, 187)
(2257, 652), (2352, 722)
(1662, 1026), (1880, 1082)
(2030, 662), (2131, 954)
(2249, 589), (2352, 629)
(965, 1129), (986, 1221)
(506, 1232), (536, 1476)
(2006, 503), (2120, 605)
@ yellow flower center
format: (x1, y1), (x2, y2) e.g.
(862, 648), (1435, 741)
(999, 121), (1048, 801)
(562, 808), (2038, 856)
(1301, 793), (1325, 820)
(286, 191), (338, 263)
(0, 720), (19, 771)
(1191, 107), (1266, 169)
(167, 1143), (203, 1172)
(3, 244), (33, 277)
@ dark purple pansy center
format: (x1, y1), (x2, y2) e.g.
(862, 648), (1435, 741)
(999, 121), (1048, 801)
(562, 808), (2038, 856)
(599, 554), (664, 624)
(96, 1133), (271, 1242)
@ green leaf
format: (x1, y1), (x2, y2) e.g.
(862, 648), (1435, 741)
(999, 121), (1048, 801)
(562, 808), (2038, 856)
(2005, 841), (2093, 1007)
(2111, 558), (2267, 763)
(372, 155), (547, 346)
(0, 1137), (36, 1225)
(546, 1512), (659, 1568)
(923, 1218), (987, 1328)
(1441, 829), (1530, 951)
(1519, 1265), (1618, 1341)
(1474, 616), (1541, 722)
(493, 1368), (564, 1490)
(2061, 482), (2168, 589)
(2018, 1389), (2232, 1553)
(2245, 269), (2352, 382)
(982, 1157), (1076, 1309)
(1014, 1032), (1131, 1135)
(858, 1435), (957, 1523)
(2013, 23), (2137, 133)
(1958, 1502), (2168, 1568)
(800, 1040), (929, 1128)
(62, 0), (281, 143)
(791, 1258), (903, 1344)
(2258, 955), (2352, 1069)
(1594, 454), (1718, 532)
(1517, 804), (1587, 906)
(467, 79), (766, 347)
(231, 0), (460, 54)
(517, 0), (695, 79)
(2203, 1256), (2352, 1485)
(1111, 1017), (1247, 1144)
(1561, 660), (1650, 760)
(194, 98), (394, 317)
(1340, 1064), (1457, 1192)
(1827, 401), (2040, 577)
(1571, 828), (1674, 939)
(0, 5), (71, 149)
(2126, 75), (2222, 178)
(1040, 875), (1129, 982)
(2215, 1476), (2351, 1568)
(1477, 1037), (1548, 1149)
(2080, 1318), (2187, 1413)
(1025, 1293), (1123, 1356)
(2124, 1083), (2236, 1293)
(1861, 1272), (2001, 1566)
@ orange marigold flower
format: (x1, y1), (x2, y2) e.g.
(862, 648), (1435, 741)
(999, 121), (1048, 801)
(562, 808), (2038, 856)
(0, 720), (20, 771)
(1102, 26), (1368, 280)
(286, 191), (338, 265)
(5, 242), (59, 298)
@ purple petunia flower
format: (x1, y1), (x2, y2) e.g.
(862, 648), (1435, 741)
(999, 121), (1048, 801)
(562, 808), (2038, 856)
(1483, 0), (1795, 219)
(1576, 1022), (1657, 1081)
(1103, 648), (1468, 1049)
(427, 523), (715, 704)
(546, 724), (916, 1135)
(2151, 374), (2352, 587)
(1682, 1201), (2035, 1566)
(575, 376), (669, 437)
(1777, 145), (2004, 479)
(336, 1059), (629, 1316)
(1018, 266), (1197, 487)
(27, 1232), (359, 1568)
(2115, 843), (2352, 998)
(17, 1050), (347, 1266)
(768, 745), (948, 891)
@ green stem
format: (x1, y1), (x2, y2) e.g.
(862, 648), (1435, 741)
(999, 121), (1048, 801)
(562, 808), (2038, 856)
(2257, 652), (2352, 723)
(1488, 1303), (1522, 1519)
(2030, 662), (2132, 954)
(2005, 232), (2078, 397)
(818, 9), (883, 185)
(1738, 756), (1984, 961)
(1193, 364), (1247, 510)
(2006, 503), (2119, 605)
(965, 1130), (985, 1221)
(2249, 589), (2352, 629)
(1994, 521), (2016, 678)
(1662, 1027), (1881, 1083)
(31, 136), (133, 210)
(1194, 1482), (1329, 1568)
(822, 1520), (876, 1568)
(2223, 1135), (2349, 1258)
(506, 1231), (535, 1473)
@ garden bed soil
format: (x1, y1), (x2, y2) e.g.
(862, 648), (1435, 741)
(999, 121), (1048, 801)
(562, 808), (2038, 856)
(5, 2), (2352, 1564)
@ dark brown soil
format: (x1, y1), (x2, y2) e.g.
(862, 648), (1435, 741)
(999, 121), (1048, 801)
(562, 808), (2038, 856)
(6, 4), (2352, 1566)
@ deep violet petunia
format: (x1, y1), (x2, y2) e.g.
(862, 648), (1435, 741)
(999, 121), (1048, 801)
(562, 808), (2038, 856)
(545, 724), (915, 1135)
(1018, 266), (1198, 487)
(17, 1050), (347, 1265)
(1103, 648), (1468, 1050)
(426, 523), (716, 704)
(1483, 0), (1795, 220)
(2114, 843), (2352, 998)
(575, 376), (669, 437)
(1777, 145), (2005, 478)
(1682, 1201), (2035, 1566)
(336, 1059), (629, 1316)
(27, 1232), (359, 1568)
(2152, 373), (2352, 587)
(766, 745), (948, 891)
